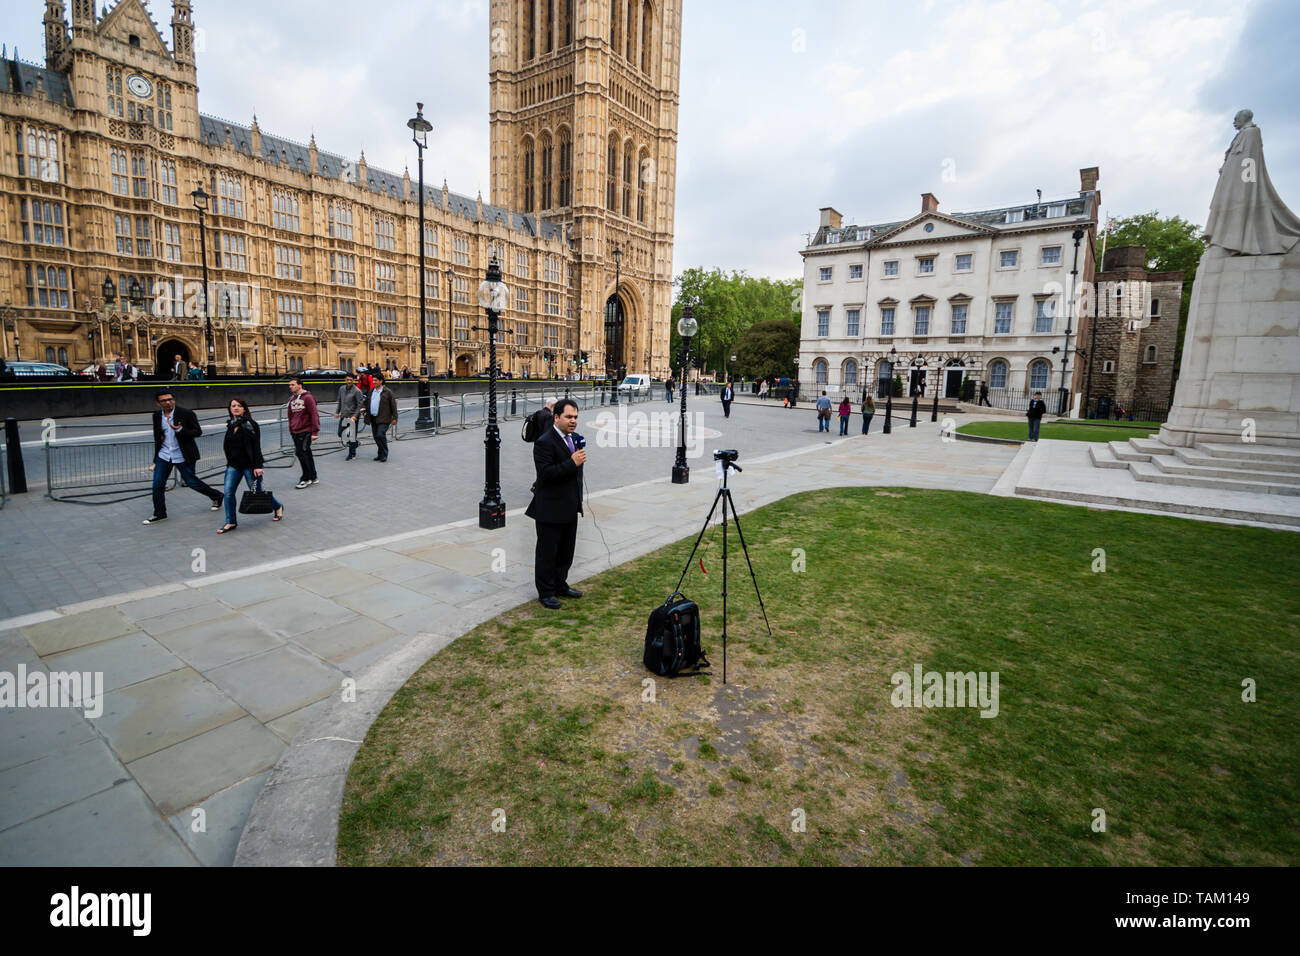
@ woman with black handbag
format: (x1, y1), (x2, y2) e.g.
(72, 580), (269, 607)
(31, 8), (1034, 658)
(218, 398), (284, 533)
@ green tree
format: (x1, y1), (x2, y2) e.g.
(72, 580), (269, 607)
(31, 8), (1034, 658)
(1099, 212), (1206, 370)
(668, 267), (802, 377)
(733, 319), (801, 382)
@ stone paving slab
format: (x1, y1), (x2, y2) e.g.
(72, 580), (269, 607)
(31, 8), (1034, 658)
(0, 411), (1024, 866)
(44, 632), (186, 694)
(0, 736), (127, 832)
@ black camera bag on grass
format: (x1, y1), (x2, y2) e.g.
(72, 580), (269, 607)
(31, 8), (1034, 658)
(644, 592), (710, 677)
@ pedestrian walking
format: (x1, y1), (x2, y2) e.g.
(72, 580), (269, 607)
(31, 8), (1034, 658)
(287, 377), (320, 488)
(759, 379), (769, 400)
(364, 370), (398, 462)
(172, 354), (185, 381)
(113, 353), (127, 382)
(142, 390), (223, 524)
(816, 390), (832, 432)
(838, 395), (852, 435)
(335, 373), (364, 460)
(721, 380), (734, 418)
(1027, 390), (1048, 441)
(665, 376), (675, 402)
(218, 397), (284, 533)
(861, 395), (875, 434)
(979, 382), (991, 407)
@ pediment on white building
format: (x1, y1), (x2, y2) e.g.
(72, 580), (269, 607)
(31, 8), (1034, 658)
(872, 213), (996, 246)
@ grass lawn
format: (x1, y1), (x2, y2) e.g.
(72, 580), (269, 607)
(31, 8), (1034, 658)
(338, 489), (1300, 866)
(958, 420), (1160, 443)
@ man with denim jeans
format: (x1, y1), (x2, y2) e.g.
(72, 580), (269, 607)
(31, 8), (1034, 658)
(1027, 391), (1048, 441)
(143, 391), (222, 524)
(287, 377), (321, 488)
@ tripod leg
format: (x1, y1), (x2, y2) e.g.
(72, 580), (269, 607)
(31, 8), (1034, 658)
(723, 489), (774, 637)
(674, 487), (727, 597)
(722, 484), (728, 685)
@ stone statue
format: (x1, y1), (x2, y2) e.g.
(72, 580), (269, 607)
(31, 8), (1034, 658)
(1203, 109), (1300, 256)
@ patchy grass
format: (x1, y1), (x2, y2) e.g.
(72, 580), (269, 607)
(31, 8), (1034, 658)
(338, 489), (1300, 866)
(958, 420), (1160, 443)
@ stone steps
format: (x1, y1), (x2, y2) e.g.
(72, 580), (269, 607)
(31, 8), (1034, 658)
(1152, 452), (1300, 485)
(1129, 459), (1300, 496)
(1173, 445), (1300, 474)
(1196, 442), (1300, 465)
(1088, 445), (1131, 469)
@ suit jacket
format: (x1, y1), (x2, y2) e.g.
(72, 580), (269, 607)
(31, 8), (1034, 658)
(721, 386), (734, 402)
(364, 387), (399, 425)
(1027, 399), (1048, 420)
(525, 427), (583, 523)
(153, 406), (203, 464)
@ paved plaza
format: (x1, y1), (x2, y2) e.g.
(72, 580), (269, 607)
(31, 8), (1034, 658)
(0, 398), (1018, 865)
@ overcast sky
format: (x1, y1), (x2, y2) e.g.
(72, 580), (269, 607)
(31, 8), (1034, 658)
(8, 0), (1298, 279)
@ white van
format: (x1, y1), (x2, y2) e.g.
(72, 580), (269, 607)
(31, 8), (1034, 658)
(617, 374), (651, 396)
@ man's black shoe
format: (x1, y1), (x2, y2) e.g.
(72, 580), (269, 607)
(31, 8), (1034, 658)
(559, 588), (583, 599)
(539, 596), (562, 609)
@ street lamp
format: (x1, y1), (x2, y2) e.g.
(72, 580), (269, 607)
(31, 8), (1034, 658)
(476, 257), (509, 529)
(408, 102), (435, 430)
(883, 345), (898, 434)
(253, 340), (260, 376)
(191, 183), (216, 378)
(1060, 227), (1084, 416)
(672, 305), (698, 484)
(446, 266), (455, 377)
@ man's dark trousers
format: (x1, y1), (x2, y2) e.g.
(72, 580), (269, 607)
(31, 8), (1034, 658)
(534, 518), (578, 598)
(151, 456), (220, 518)
(292, 431), (317, 480)
(722, 399), (732, 418)
(372, 422), (390, 460)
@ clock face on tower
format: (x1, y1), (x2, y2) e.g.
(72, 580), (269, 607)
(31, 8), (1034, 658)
(126, 74), (153, 98)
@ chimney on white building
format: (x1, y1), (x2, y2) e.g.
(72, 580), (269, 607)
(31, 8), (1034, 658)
(819, 207), (842, 229)
(921, 192), (939, 213)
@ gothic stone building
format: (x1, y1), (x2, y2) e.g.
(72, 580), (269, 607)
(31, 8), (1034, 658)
(1074, 245), (1183, 416)
(0, 0), (680, 378)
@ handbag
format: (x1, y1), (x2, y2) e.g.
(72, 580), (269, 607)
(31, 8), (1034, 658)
(239, 475), (276, 515)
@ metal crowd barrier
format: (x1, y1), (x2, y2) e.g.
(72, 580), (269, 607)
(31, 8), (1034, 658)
(40, 385), (652, 504)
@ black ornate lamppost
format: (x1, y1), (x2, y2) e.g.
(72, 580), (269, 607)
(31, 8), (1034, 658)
(1059, 227), (1084, 416)
(253, 340), (260, 376)
(476, 258), (509, 529)
(672, 305), (698, 484)
(190, 183), (216, 378)
(445, 266), (455, 377)
(100, 274), (116, 361)
(408, 102), (435, 430)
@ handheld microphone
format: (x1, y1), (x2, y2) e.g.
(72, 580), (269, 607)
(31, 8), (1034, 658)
(573, 432), (586, 450)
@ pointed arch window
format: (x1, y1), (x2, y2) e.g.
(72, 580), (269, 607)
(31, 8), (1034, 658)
(626, 0), (636, 60)
(636, 147), (650, 223)
(641, 1), (653, 73)
(522, 136), (535, 212)
(527, 0), (536, 59)
(563, 0), (574, 45)
(622, 141), (633, 217)
(558, 128), (572, 208)
(545, 0), (554, 53)
(540, 132), (553, 210)
(607, 133), (619, 212)
(610, 0), (621, 51)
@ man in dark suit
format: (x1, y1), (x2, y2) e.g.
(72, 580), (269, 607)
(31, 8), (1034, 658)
(721, 380), (735, 418)
(525, 398), (585, 609)
(144, 390), (222, 524)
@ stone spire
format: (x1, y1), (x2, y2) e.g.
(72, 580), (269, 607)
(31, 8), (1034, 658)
(71, 0), (94, 31)
(171, 0), (195, 66)
(308, 134), (318, 175)
(249, 114), (261, 156)
(43, 1), (68, 69)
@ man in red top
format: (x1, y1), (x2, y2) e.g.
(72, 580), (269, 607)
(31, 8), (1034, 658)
(287, 377), (321, 488)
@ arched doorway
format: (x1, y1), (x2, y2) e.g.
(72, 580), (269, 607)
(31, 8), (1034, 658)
(876, 359), (894, 398)
(604, 294), (625, 379)
(944, 358), (966, 398)
(157, 339), (191, 379)
(455, 354), (472, 377)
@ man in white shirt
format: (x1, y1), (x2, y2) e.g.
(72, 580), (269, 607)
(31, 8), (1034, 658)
(143, 391), (223, 524)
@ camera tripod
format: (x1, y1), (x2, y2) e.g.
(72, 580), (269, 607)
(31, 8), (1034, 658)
(674, 455), (772, 683)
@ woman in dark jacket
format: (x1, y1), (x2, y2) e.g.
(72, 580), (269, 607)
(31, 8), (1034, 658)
(219, 398), (283, 532)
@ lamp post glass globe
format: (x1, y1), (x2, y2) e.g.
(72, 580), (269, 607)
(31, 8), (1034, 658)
(101, 276), (115, 305)
(672, 306), (696, 484)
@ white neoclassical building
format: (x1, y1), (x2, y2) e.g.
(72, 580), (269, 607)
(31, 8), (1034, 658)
(797, 169), (1099, 408)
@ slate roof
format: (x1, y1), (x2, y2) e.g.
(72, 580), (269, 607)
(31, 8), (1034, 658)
(4, 56), (75, 107)
(812, 195), (1093, 248)
(196, 113), (562, 240)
